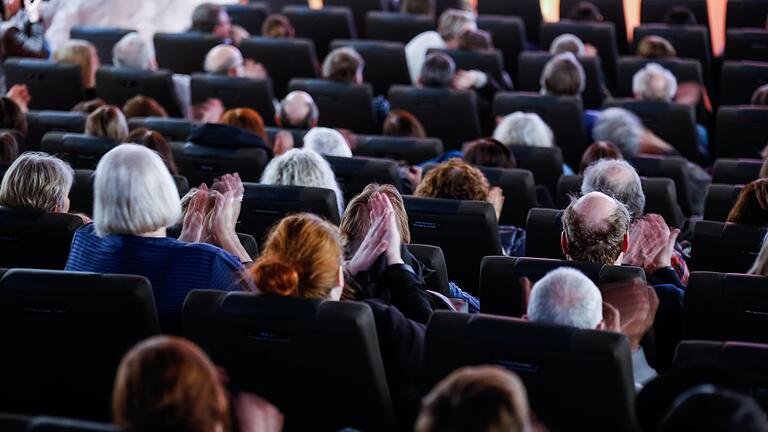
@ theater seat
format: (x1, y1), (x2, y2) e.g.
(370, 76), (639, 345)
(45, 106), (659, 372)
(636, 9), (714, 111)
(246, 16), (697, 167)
(153, 32), (222, 75)
(425, 311), (636, 432)
(352, 134), (443, 164)
(95, 66), (184, 117)
(324, 0), (387, 38)
(288, 78), (379, 134)
(629, 154), (701, 217)
(477, 0), (542, 44)
(190, 74), (276, 125)
(540, 20), (619, 87)
(703, 184), (743, 222)
(711, 158), (762, 185)
(690, 221), (766, 273)
(632, 25), (712, 78)
(726, 0), (768, 29)
(715, 106), (768, 159)
(508, 144), (564, 197)
(684, 272), (768, 343)
(407, 244), (450, 296)
(26, 111), (87, 151)
(0, 207), (84, 270)
(325, 155), (403, 204)
(283, 6), (356, 59)
(240, 37), (319, 98)
(70, 26), (134, 65)
(40, 132), (119, 170)
(0, 415), (118, 432)
(364, 11), (434, 44)
(238, 183), (341, 246)
(433, 48), (513, 91)
(479, 256), (646, 317)
(640, 0), (710, 33)
(725, 29), (768, 62)
(559, 0), (628, 53)
(183, 290), (397, 432)
(517, 51), (607, 110)
(615, 56), (703, 98)
(127, 116), (193, 141)
(329, 39), (411, 97)
(525, 208), (565, 259)
(5, 59), (85, 111)
(477, 15), (526, 80)
(404, 196), (502, 294)
(0, 269), (159, 421)
(718, 61), (768, 106)
(171, 141), (270, 185)
(225, 3), (269, 35)
(479, 167), (536, 228)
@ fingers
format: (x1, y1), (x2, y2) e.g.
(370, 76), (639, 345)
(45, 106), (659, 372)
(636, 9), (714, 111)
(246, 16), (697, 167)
(668, 228), (680, 247)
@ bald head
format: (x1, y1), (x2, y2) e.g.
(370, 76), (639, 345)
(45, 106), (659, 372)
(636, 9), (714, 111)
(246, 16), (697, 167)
(278, 91), (319, 129)
(204, 44), (243, 76)
(582, 159), (645, 220)
(562, 191), (631, 264)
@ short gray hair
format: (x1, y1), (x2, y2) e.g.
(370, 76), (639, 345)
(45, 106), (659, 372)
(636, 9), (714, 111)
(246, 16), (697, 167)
(592, 107), (643, 157)
(0, 152), (73, 212)
(581, 159), (646, 221)
(204, 44), (243, 75)
(632, 63), (677, 102)
(540, 51), (585, 96)
(303, 127), (352, 157)
(112, 32), (154, 69)
(527, 267), (603, 329)
(437, 9), (476, 41)
(549, 33), (585, 56)
(493, 112), (554, 148)
(94, 144), (181, 236)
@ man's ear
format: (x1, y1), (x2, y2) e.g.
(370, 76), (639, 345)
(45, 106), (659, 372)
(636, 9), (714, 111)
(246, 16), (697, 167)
(561, 231), (570, 259)
(622, 232), (630, 253)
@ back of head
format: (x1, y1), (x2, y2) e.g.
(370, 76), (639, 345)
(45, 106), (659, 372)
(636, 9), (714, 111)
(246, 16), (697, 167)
(416, 366), (531, 432)
(568, 2), (604, 21)
(751, 84), (768, 106)
(0, 130), (19, 163)
(260, 148), (342, 205)
(53, 39), (97, 87)
(112, 32), (154, 70)
(457, 29), (493, 51)
(261, 14), (295, 38)
(727, 179), (768, 227)
(0, 97), (27, 137)
(85, 105), (129, 142)
(0, 151), (73, 212)
(562, 191), (631, 264)
(220, 108), (267, 142)
(549, 33), (586, 56)
(382, 109), (427, 138)
(113, 336), (229, 432)
(526, 267), (603, 329)
(322, 47), (364, 84)
(633, 63), (677, 102)
(94, 144), (181, 236)
(204, 44), (243, 75)
(581, 158), (645, 221)
(493, 112), (554, 148)
(249, 213), (343, 299)
(303, 127), (352, 157)
(664, 6), (697, 25)
(579, 141), (623, 173)
(401, 0), (435, 15)
(636, 36), (677, 59)
(122, 95), (169, 119)
(279, 90), (319, 130)
(420, 52), (456, 88)
(660, 386), (768, 432)
(592, 107), (643, 157)
(126, 128), (178, 176)
(541, 51), (585, 96)
(72, 98), (107, 114)
(414, 158), (489, 201)
(464, 138), (516, 169)
(191, 3), (224, 33)
(341, 183), (410, 256)
(437, 9), (476, 42)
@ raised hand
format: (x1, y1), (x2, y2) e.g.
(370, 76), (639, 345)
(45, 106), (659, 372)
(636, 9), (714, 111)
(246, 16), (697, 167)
(370, 192), (403, 266)
(179, 184), (211, 243)
(345, 203), (391, 276)
(212, 173), (244, 227)
(6, 85), (30, 113)
(487, 186), (505, 221)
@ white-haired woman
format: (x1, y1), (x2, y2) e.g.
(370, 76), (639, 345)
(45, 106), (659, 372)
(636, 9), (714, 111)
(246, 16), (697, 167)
(260, 148), (345, 216)
(492, 111), (574, 174)
(65, 144), (250, 317)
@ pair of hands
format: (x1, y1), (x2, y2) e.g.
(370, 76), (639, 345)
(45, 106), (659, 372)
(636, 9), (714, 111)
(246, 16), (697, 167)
(7, 84), (30, 113)
(192, 98), (224, 123)
(242, 59), (268, 80)
(624, 214), (680, 274)
(346, 192), (403, 276)
(179, 173), (244, 245)
(453, 69), (486, 90)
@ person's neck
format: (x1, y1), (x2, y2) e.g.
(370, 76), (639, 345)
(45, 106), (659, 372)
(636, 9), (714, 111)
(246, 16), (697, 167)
(138, 227), (167, 238)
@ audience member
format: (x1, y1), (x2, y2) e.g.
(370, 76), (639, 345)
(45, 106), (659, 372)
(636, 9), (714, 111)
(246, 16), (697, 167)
(727, 179), (768, 227)
(761, 157), (768, 178)
(322, 47), (389, 121)
(260, 148), (345, 215)
(303, 127), (352, 158)
(0, 151), (73, 213)
(382, 109), (427, 138)
(664, 6), (698, 25)
(568, 1), (604, 21)
(0, 96), (27, 138)
(401, 0), (435, 15)
(72, 98), (107, 114)
(540, 52), (586, 97)
(5, 83), (29, 114)
(463, 138), (516, 169)
(526, 267), (608, 330)
(659, 386), (768, 432)
(579, 141), (622, 173)
(751, 84), (768, 106)
(592, 107), (673, 156)
(405, 9), (476, 84)
(125, 128), (178, 175)
(85, 105), (129, 142)
(53, 39), (99, 98)
(203, 44), (267, 79)
(277, 90), (319, 130)
(457, 28), (493, 51)
(416, 366), (532, 432)
(261, 14), (294, 38)
(636, 36), (677, 59)
(65, 145), (250, 318)
(0, 0), (48, 93)
(0, 130), (19, 163)
(493, 112), (553, 149)
(633, 63), (678, 103)
(220, 107), (268, 142)
(191, 2), (249, 45)
(122, 95), (169, 119)
(419, 52), (456, 88)
(549, 33), (586, 56)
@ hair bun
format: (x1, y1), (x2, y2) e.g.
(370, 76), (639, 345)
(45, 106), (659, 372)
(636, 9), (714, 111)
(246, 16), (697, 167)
(251, 258), (300, 297)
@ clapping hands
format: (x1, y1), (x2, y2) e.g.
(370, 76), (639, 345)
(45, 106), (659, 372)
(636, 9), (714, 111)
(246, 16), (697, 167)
(345, 192), (402, 275)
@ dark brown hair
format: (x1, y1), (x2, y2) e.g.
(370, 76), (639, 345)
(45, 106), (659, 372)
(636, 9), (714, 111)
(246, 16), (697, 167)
(579, 141), (623, 173)
(636, 36), (677, 59)
(382, 109), (427, 138)
(322, 47), (364, 84)
(464, 138), (516, 169)
(122, 95), (169, 119)
(261, 14), (295, 38)
(457, 29), (494, 51)
(0, 97), (27, 138)
(0, 130), (19, 163)
(415, 158), (490, 202)
(727, 179), (768, 227)
(220, 108), (268, 142)
(72, 98), (107, 114)
(126, 128), (178, 175)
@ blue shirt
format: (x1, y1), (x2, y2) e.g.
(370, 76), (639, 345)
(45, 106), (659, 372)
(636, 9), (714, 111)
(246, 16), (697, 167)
(65, 224), (243, 316)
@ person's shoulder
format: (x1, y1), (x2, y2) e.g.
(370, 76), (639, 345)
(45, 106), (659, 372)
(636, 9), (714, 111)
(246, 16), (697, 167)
(406, 30), (443, 49)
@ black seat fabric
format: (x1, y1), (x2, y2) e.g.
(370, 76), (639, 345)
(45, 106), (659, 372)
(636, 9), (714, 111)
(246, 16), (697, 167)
(364, 11), (434, 44)
(0, 269), (159, 421)
(725, 29), (768, 62)
(404, 196), (502, 293)
(283, 6), (356, 59)
(127, 116), (193, 141)
(494, 92), (588, 170)
(352, 134), (443, 165)
(712, 158), (762, 185)
(5, 59), (85, 111)
(190, 74), (276, 125)
(324, 155), (403, 204)
(509, 145), (564, 197)
(95, 66), (183, 117)
(715, 106), (768, 159)
(479, 167), (537, 227)
(477, 0), (542, 44)
(288, 79), (378, 134)
(239, 183), (341, 246)
(240, 37), (319, 98)
(703, 184), (743, 222)
(683, 272), (768, 343)
(632, 25), (712, 74)
(525, 208), (565, 259)
(171, 141), (271, 185)
(517, 51), (606, 109)
(183, 291), (397, 432)
(0, 415), (119, 432)
(640, 0), (710, 31)
(434, 48), (513, 91)
(153, 32), (222, 75)
(628, 155), (702, 217)
(70, 27), (133, 65)
(690, 221), (766, 273)
(329, 39), (411, 97)
(615, 56), (703, 97)
(480, 256), (646, 317)
(0, 207), (84, 270)
(388, 85), (482, 151)
(540, 20), (619, 87)
(225, 3), (269, 35)
(407, 244), (450, 296)
(477, 15), (527, 81)
(425, 311), (636, 432)
(40, 132), (118, 170)
(324, 0), (386, 38)
(719, 61), (768, 106)
(559, 0), (629, 53)
(726, 0), (768, 29)
(26, 111), (87, 151)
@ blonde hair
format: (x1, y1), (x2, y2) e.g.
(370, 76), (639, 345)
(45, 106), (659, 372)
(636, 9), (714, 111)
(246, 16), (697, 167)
(86, 105), (129, 142)
(53, 39), (98, 88)
(0, 152), (73, 212)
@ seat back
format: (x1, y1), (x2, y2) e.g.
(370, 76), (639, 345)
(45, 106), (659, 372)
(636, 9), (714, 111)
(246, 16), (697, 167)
(494, 92), (587, 169)
(726, 0), (768, 29)
(95, 66), (183, 117)
(684, 272), (768, 343)
(324, 155), (403, 204)
(190, 74), (276, 125)
(615, 56), (703, 97)
(632, 24), (711, 72)
(25, 111), (87, 151)
(425, 311), (636, 432)
(329, 39), (411, 96)
(629, 155), (699, 217)
(0, 207), (84, 270)
(640, 0), (710, 31)
(540, 20), (619, 86)
(288, 79), (378, 133)
(353, 134), (443, 164)
(283, 6), (356, 59)
(404, 196), (502, 293)
(127, 116), (193, 141)
(479, 167), (537, 227)
(183, 291), (397, 431)
(719, 61), (768, 106)
(712, 158), (762, 185)
(690, 221), (766, 273)
(407, 244), (450, 296)
(172, 141), (271, 185)
(388, 85), (482, 151)
(364, 11), (434, 44)
(153, 32), (223, 74)
(0, 415), (119, 432)
(5, 59), (85, 111)
(434, 48), (512, 91)
(256, 0), (308, 11)
(516, 51), (606, 109)
(477, 15), (527, 81)
(41, 132), (118, 170)
(324, 0), (387, 38)
(525, 208), (565, 259)
(241, 37), (319, 98)
(715, 106), (768, 159)
(70, 27), (134, 65)
(225, 3), (269, 34)
(477, 0), (542, 44)
(703, 184), (744, 222)
(239, 183), (341, 246)
(508, 144), (564, 197)
(0, 269), (159, 421)
(559, 0), (629, 52)
(725, 29), (768, 62)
